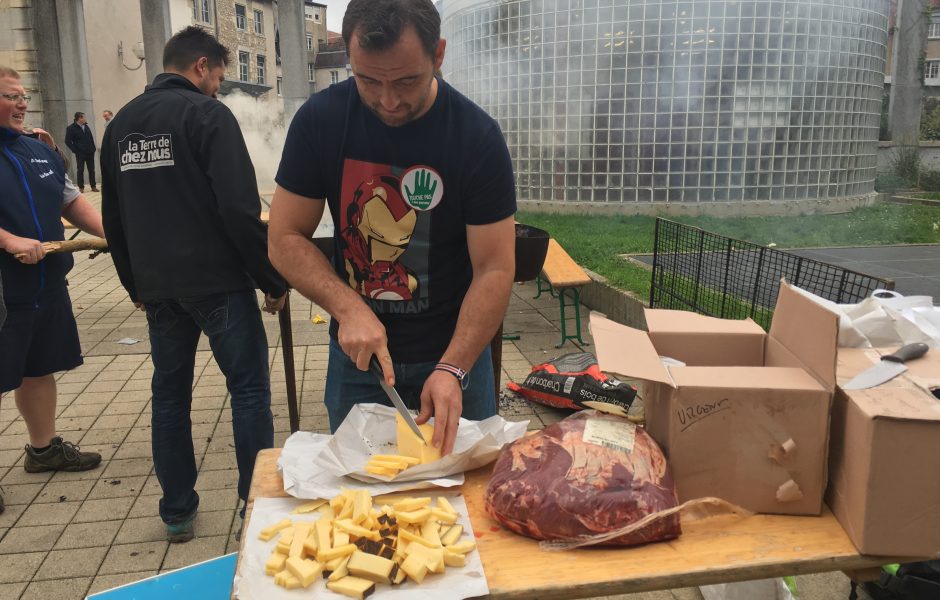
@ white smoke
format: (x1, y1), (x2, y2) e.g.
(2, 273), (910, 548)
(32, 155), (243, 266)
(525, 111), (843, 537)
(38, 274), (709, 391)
(220, 90), (288, 199)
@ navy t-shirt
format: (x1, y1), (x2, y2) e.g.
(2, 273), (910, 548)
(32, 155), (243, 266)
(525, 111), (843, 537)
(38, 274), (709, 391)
(276, 78), (516, 362)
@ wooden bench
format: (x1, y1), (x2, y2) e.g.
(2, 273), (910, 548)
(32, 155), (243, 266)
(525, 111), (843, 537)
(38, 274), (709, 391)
(535, 238), (592, 347)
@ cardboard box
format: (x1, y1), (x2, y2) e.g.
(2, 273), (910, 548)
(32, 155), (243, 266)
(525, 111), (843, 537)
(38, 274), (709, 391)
(827, 347), (940, 557)
(591, 282), (839, 515)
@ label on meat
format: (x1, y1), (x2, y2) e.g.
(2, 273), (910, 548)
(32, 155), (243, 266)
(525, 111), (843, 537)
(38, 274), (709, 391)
(582, 419), (636, 454)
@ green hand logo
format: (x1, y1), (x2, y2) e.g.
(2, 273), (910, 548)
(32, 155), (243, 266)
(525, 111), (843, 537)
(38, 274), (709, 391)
(404, 169), (437, 209)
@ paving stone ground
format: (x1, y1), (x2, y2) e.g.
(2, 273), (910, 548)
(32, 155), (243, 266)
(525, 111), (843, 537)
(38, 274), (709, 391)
(0, 192), (858, 599)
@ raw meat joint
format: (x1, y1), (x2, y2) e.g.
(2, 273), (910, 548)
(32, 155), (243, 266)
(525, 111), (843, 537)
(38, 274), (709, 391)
(484, 411), (681, 547)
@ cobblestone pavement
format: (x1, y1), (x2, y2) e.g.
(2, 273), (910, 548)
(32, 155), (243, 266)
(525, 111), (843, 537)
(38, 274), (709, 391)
(0, 192), (856, 599)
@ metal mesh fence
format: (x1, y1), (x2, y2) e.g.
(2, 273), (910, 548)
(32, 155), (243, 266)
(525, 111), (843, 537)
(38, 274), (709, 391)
(650, 218), (894, 329)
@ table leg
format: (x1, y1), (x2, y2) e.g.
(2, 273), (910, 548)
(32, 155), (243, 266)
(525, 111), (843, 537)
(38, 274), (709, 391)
(490, 323), (503, 408)
(278, 293), (300, 434)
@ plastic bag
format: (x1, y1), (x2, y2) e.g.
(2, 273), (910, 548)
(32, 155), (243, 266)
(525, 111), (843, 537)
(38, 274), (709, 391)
(790, 287), (940, 348)
(484, 410), (680, 547)
(506, 352), (637, 415)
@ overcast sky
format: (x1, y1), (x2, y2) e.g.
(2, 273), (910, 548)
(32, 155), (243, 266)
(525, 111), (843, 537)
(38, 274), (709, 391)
(321, 0), (351, 33)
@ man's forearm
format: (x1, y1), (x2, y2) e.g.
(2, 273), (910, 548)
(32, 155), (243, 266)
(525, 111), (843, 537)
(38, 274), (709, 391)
(270, 231), (369, 323)
(440, 268), (513, 371)
(62, 197), (104, 238)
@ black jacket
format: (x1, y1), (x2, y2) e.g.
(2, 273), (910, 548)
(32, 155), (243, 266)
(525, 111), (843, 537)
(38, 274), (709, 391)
(100, 74), (286, 302)
(65, 121), (96, 155)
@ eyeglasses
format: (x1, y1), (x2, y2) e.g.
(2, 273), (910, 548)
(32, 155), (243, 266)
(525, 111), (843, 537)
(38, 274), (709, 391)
(1, 93), (31, 103)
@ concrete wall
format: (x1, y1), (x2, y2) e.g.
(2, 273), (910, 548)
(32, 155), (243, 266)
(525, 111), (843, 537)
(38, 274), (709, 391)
(83, 0), (148, 143)
(877, 141), (940, 171)
(314, 65), (351, 92)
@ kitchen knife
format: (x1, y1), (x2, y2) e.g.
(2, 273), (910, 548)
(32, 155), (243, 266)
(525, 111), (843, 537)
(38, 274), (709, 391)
(368, 356), (427, 445)
(841, 343), (929, 390)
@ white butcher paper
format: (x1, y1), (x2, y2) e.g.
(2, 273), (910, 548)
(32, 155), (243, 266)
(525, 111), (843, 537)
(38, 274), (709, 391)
(314, 403), (529, 483)
(232, 495), (490, 600)
(279, 431), (464, 498)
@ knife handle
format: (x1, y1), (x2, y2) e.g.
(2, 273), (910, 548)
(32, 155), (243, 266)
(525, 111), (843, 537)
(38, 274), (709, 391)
(368, 356), (384, 380)
(883, 343), (929, 364)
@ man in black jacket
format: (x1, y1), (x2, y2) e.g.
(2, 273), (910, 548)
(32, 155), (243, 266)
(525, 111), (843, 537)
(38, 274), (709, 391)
(64, 112), (97, 191)
(100, 26), (287, 543)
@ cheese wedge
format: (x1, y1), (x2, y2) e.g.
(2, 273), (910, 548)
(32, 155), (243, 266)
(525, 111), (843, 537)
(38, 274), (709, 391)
(327, 555), (351, 582)
(285, 556), (322, 588)
(440, 524), (463, 546)
(327, 575), (377, 599)
(446, 539), (476, 554)
(392, 497), (432, 512)
(347, 550), (396, 583)
(396, 414), (441, 463)
(259, 518), (292, 541)
(292, 499), (328, 514)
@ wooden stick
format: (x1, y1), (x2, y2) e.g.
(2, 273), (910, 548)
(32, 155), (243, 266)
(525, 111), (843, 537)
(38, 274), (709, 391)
(14, 238), (108, 259)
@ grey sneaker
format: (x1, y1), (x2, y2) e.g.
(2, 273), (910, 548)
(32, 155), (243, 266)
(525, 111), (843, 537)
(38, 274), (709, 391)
(167, 513), (196, 544)
(24, 437), (102, 473)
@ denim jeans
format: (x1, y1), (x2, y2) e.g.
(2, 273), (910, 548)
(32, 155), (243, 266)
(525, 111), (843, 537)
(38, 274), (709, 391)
(324, 338), (496, 432)
(145, 289), (273, 525)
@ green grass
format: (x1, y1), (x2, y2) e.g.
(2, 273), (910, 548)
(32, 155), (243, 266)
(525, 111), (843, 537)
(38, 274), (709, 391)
(518, 204), (940, 302)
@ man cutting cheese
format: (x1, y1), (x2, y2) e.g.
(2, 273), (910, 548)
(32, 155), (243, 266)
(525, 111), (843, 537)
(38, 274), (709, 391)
(268, 0), (516, 455)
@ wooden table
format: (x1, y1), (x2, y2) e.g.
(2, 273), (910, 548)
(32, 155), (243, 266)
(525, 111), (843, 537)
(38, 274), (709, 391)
(236, 448), (913, 600)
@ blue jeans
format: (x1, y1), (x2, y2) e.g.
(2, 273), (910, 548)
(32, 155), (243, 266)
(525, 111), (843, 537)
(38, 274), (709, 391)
(324, 339), (496, 432)
(145, 290), (273, 525)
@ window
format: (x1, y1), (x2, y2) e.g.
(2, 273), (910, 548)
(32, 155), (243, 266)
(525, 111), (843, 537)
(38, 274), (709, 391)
(304, 6), (314, 20)
(239, 51), (249, 81)
(927, 61), (940, 80)
(308, 63), (315, 82)
(253, 9), (263, 35)
(314, 10), (321, 22)
(306, 34), (313, 51)
(256, 55), (266, 84)
(235, 4), (246, 30)
(330, 70), (339, 84)
(193, 0), (210, 23)
(277, 77), (282, 96)
(931, 18), (940, 39)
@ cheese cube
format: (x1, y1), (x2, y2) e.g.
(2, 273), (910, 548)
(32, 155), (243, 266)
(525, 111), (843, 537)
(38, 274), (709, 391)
(346, 550), (396, 583)
(399, 554), (429, 583)
(326, 575), (377, 599)
(396, 414), (441, 463)
(285, 556), (322, 588)
(265, 551), (287, 576)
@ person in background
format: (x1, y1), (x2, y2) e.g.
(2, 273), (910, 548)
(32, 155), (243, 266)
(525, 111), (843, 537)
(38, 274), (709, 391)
(268, 0), (516, 456)
(64, 111), (97, 192)
(101, 27), (287, 543)
(102, 109), (113, 123)
(0, 66), (105, 520)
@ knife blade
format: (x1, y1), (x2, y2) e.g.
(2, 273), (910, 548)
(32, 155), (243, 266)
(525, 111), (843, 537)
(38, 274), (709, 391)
(842, 343), (929, 390)
(368, 356), (427, 445)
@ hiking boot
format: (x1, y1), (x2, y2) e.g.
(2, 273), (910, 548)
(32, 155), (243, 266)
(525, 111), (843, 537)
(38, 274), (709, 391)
(24, 437), (102, 473)
(167, 513), (196, 544)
